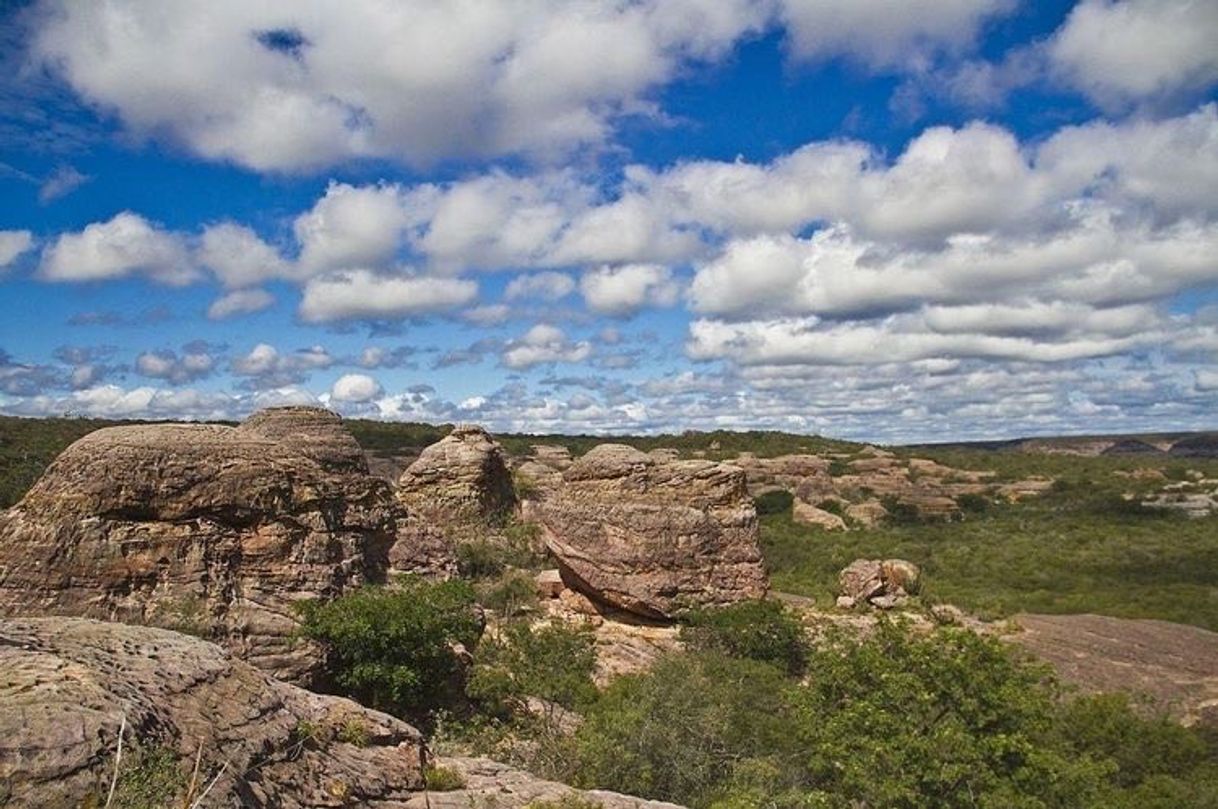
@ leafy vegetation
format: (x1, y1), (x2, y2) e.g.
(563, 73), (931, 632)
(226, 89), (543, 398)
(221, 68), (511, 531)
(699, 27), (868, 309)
(560, 622), (1218, 808)
(468, 622), (598, 718)
(0, 415), (129, 507)
(680, 600), (807, 675)
(423, 764), (466, 791)
(295, 577), (481, 722)
(104, 744), (185, 809)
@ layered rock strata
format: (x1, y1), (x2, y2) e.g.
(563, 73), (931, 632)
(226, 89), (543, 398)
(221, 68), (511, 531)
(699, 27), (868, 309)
(536, 444), (768, 619)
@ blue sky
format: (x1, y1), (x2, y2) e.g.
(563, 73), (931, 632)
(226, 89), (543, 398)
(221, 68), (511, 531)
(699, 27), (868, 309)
(1, 0), (1216, 442)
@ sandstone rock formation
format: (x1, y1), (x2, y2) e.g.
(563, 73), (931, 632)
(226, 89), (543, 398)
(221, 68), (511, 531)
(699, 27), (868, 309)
(0, 407), (449, 683)
(0, 617), (425, 808)
(838, 558), (921, 610)
(536, 444), (768, 619)
(792, 500), (846, 530)
(398, 424), (518, 530)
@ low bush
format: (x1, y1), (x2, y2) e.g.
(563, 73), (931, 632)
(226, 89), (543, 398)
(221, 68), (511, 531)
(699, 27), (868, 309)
(753, 490), (794, 516)
(296, 577), (481, 721)
(424, 764), (466, 791)
(476, 569), (538, 619)
(680, 600), (807, 675)
(468, 622), (597, 717)
(562, 621), (1218, 808)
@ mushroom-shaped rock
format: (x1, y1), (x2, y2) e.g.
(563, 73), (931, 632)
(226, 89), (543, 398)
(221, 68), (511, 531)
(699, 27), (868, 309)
(536, 444), (768, 619)
(0, 617), (425, 808)
(397, 424), (517, 528)
(0, 407), (446, 683)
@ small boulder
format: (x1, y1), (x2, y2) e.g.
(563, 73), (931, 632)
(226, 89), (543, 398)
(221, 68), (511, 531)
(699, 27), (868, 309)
(792, 500), (847, 531)
(838, 558), (921, 609)
(536, 569), (565, 599)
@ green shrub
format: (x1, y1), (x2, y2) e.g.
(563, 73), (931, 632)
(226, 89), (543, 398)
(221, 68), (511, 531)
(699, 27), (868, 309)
(791, 620), (1108, 808)
(476, 570), (538, 619)
(296, 577), (481, 720)
(456, 540), (508, 579)
(880, 496), (923, 525)
(107, 744), (185, 809)
(424, 764), (466, 791)
(513, 470), (542, 501)
(753, 490), (794, 516)
(680, 600), (807, 675)
(526, 796), (603, 809)
(1055, 693), (1210, 788)
(290, 719), (322, 748)
(817, 498), (845, 516)
(468, 623), (597, 717)
(336, 718), (370, 747)
(956, 492), (989, 513)
(564, 621), (1218, 808)
(571, 653), (797, 803)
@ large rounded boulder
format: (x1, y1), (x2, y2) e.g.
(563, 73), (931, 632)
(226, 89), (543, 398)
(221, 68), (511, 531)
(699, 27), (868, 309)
(0, 407), (447, 683)
(535, 444), (768, 619)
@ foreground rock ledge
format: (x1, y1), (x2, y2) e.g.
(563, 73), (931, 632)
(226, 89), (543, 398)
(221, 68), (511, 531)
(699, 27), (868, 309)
(0, 406), (448, 683)
(537, 444), (768, 619)
(0, 618), (686, 808)
(0, 617), (425, 808)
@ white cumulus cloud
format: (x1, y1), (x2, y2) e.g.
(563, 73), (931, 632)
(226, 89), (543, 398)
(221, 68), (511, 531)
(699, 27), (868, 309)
(330, 373), (383, 403)
(39, 212), (198, 285)
(580, 264), (681, 316)
(298, 270), (478, 323)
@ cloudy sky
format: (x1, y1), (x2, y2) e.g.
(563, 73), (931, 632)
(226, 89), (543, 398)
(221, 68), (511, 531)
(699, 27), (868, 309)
(1, 0), (1217, 442)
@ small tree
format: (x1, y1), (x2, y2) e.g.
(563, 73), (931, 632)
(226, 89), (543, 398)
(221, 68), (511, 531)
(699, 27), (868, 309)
(468, 622), (597, 717)
(680, 600), (808, 675)
(296, 577), (481, 720)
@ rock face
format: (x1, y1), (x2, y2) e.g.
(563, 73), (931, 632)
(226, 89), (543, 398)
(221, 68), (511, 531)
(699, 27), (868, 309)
(536, 444), (768, 619)
(398, 424), (518, 529)
(0, 617), (425, 808)
(838, 558), (921, 609)
(0, 407), (447, 683)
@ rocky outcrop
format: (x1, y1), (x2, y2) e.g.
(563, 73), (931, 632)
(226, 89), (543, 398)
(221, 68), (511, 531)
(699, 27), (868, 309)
(792, 500), (846, 530)
(0, 617), (425, 808)
(536, 444), (768, 619)
(837, 558), (921, 610)
(398, 425), (518, 530)
(0, 407), (448, 683)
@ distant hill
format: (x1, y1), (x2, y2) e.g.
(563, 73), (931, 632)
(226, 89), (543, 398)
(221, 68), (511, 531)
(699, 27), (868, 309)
(911, 431), (1217, 458)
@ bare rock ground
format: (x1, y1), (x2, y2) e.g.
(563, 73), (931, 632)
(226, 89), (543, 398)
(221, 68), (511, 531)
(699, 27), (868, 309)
(403, 757), (686, 808)
(1008, 613), (1218, 726)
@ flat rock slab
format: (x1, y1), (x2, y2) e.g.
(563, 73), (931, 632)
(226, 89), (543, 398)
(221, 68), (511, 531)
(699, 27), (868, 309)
(402, 757), (686, 808)
(1009, 613), (1218, 726)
